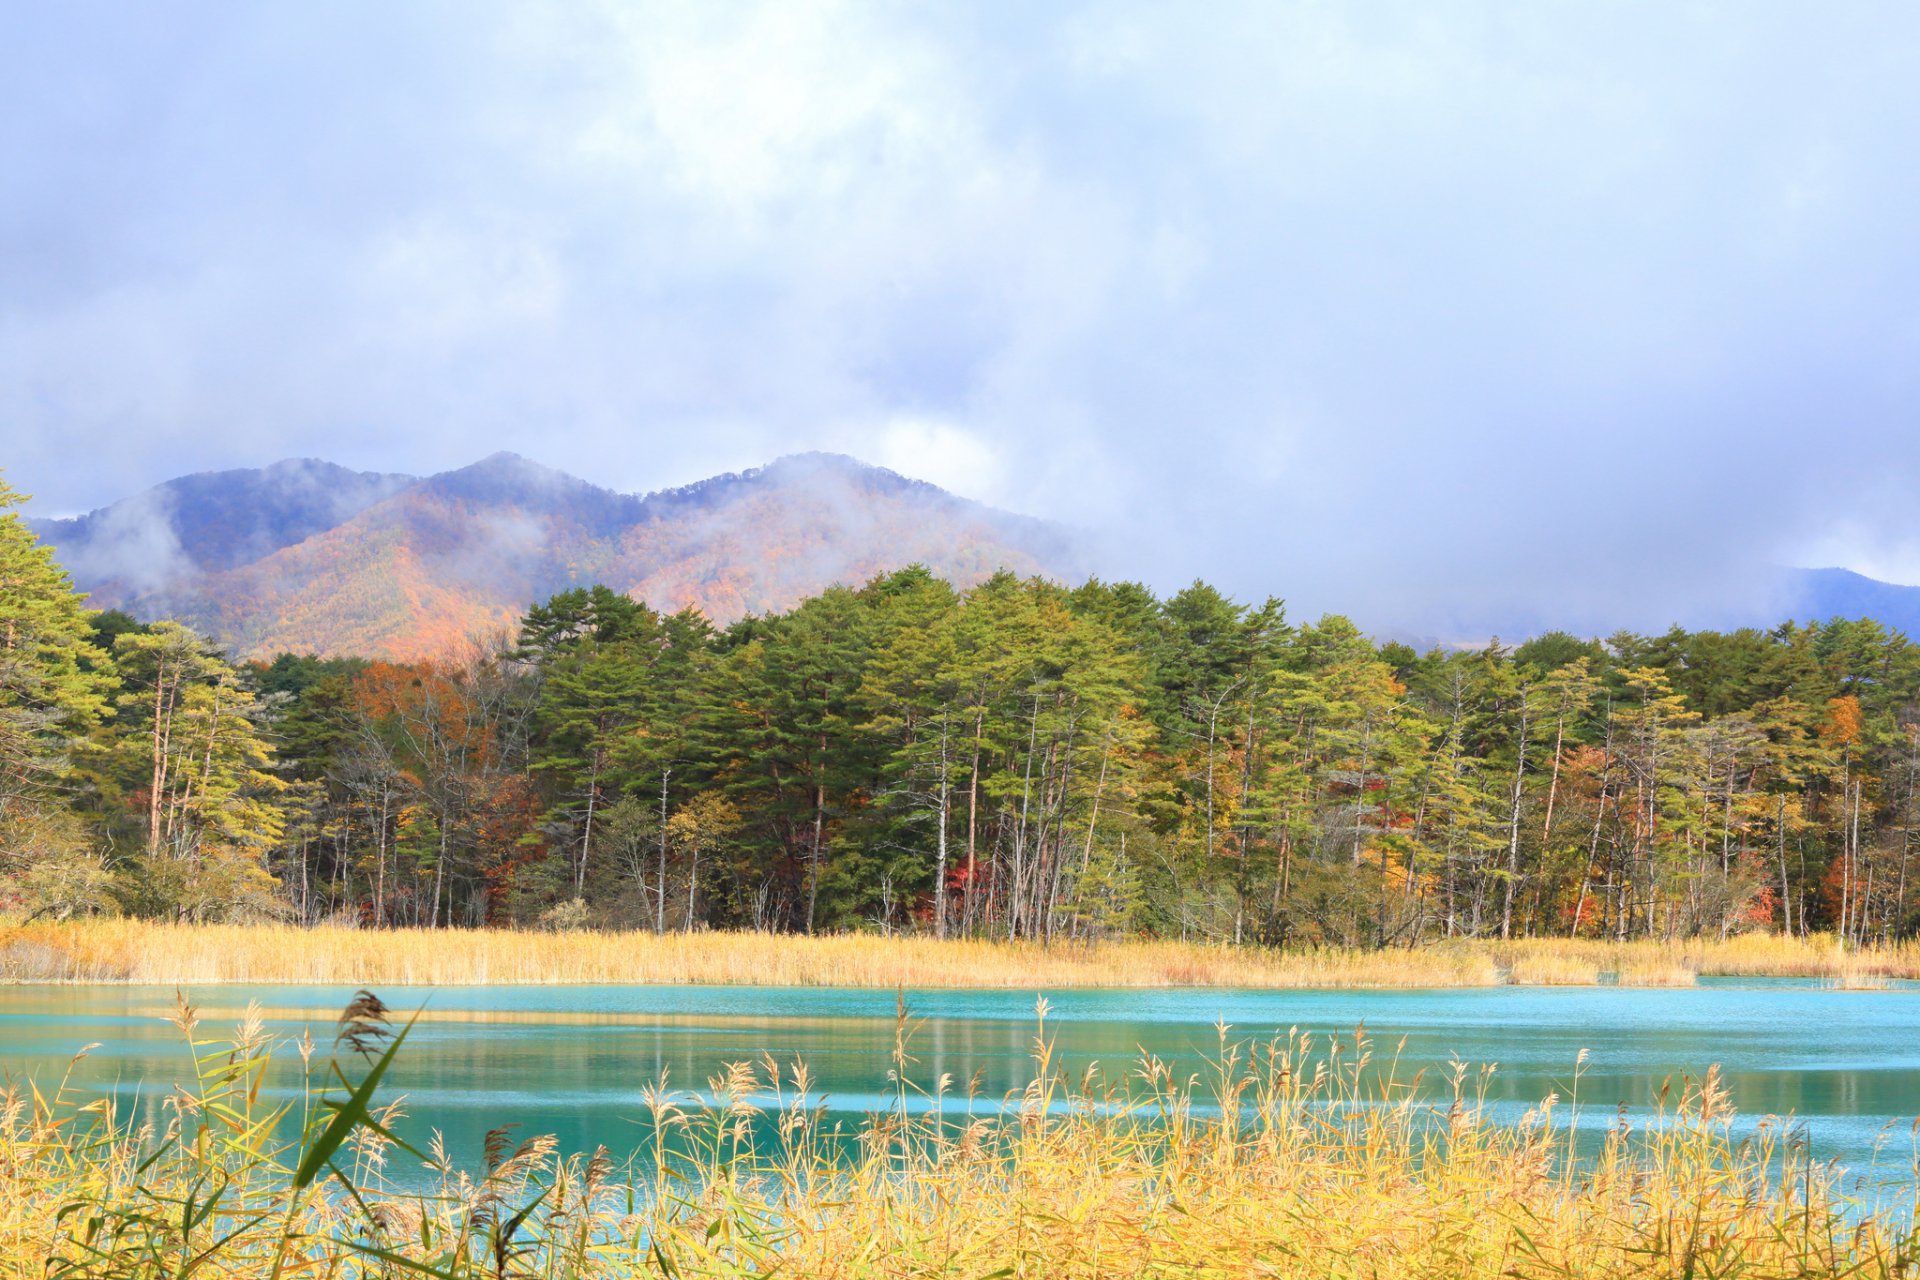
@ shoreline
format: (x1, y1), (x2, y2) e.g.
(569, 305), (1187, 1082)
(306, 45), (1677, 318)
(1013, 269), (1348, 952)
(6, 920), (1918, 989)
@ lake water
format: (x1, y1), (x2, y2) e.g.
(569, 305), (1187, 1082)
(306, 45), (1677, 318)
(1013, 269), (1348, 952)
(4, 981), (1918, 1192)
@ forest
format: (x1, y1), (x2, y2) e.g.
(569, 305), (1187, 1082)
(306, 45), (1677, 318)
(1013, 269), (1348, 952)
(5, 475), (1920, 945)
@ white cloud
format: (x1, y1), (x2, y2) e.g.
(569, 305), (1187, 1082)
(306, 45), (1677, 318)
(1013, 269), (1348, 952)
(367, 218), (562, 347)
(568, 1), (959, 224)
(872, 417), (1003, 501)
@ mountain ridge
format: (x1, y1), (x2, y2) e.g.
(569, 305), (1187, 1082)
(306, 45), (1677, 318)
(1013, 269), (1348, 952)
(31, 452), (1083, 659)
(29, 459), (416, 587)
(32, 458), (1920, 658)
(1775, 566), (1920, 639)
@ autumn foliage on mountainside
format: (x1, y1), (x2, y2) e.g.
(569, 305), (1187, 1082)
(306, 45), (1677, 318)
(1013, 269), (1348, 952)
(36, 453), (1075, 660)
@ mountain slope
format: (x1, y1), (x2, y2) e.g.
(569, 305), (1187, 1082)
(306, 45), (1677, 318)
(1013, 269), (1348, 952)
(30, 459), (416, 592)
(37, 452), (1081, 659)
(1780, 567), (1920, 637)
(607, 453), (1077, 621)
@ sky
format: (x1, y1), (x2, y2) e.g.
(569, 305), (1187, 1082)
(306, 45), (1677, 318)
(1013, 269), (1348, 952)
(5, 2), (1919, 638)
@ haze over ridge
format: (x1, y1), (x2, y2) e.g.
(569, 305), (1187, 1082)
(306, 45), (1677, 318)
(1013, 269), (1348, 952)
(29, 451), (1084, 659)
(26, 449), (1920, 661)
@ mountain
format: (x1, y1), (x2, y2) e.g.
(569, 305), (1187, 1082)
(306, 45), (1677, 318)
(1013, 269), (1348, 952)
(33, 452), (1082, 659)
(29, 459), (415, 589)
(1779, 567), (1920, 638)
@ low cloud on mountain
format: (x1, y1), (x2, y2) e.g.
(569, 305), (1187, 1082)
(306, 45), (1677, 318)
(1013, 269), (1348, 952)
(33, 453), (1082, 658)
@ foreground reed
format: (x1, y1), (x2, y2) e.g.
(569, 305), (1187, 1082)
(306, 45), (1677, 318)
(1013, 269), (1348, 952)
(5, 918), (1920, 988)
(4, 992), (1917, 1278)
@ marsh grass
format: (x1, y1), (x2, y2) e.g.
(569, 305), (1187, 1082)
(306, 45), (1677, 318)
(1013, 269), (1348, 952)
(1503, 951), (1603, 985)
(7, 920), (1920, 990)
(1613, 960), (1702, 987)
(0, 922), (1511, 987)
(4, 991), (1919, 1278)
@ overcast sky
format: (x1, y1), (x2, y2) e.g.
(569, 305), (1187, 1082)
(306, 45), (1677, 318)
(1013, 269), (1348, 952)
(5, 2), (1919, 637)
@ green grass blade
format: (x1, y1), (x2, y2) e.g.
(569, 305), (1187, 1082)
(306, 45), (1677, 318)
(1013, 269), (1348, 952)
(291, 1011), (419, 1192)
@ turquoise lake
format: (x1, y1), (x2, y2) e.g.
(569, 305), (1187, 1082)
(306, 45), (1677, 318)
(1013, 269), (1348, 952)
(3, 981), (1918, 1194)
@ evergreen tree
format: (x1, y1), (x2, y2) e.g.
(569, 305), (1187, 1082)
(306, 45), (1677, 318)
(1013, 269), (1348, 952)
(0, 474), (114, 818)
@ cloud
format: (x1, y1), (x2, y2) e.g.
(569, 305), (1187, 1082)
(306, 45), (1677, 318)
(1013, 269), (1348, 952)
(4, 2), (1920, 637)
(872, 418), (1004, 502)
(47, 488), (192, 596)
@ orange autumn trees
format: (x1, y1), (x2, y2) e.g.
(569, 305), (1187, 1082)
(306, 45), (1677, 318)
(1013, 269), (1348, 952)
(330, 651), (537, 927)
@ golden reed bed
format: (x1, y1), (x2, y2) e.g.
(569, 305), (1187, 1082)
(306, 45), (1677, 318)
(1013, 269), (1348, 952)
(3, 994), (1916, 1278)
(3, 919), (1918, 987)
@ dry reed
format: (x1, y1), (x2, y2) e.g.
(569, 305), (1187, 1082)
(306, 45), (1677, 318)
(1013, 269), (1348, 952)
(3, 994), (1915, 1278)
(1503, 951), (1602, 985)
(3, 919), (1920, 989)
(0, 920), (1510, 987)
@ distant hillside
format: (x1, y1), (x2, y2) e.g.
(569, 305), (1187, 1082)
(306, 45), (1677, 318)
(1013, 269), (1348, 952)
(30, 459), (414, 588)
(1779, 567), (1920, 638)
(34, 452), (1082, 659)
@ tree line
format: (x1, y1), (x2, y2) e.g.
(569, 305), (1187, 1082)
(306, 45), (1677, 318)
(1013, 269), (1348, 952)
(5, 474), (1919, 942)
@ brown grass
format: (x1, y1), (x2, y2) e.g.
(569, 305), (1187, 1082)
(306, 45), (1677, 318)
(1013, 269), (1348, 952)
(1503, 951), (1603, 985)
(1613, 959), (1700, 987)
(2, 919), (1918, 988)
(0, 920), (1509, 987)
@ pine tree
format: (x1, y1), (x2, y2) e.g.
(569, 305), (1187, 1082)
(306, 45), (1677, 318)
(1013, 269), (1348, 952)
(0, 473), (114, 820)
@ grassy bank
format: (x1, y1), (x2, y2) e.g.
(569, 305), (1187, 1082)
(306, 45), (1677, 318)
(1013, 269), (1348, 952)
(4, 919), (1920, 987)
(4, 993), (1915, 1278)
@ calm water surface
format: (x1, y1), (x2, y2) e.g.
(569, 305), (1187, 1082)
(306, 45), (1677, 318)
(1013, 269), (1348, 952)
(3, 981), (1918, 1189)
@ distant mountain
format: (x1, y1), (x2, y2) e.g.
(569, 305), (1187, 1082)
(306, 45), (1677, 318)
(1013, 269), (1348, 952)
(1778, 567), (1920, 638)
(30, 459), (415, 588)
(33, 452), (1082, 659)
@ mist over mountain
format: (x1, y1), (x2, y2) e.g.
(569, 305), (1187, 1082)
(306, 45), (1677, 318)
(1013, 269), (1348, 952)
(29, 460), (415, 591)
(32, 451), (1920, 663)
(31, 452), (1082, 659)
